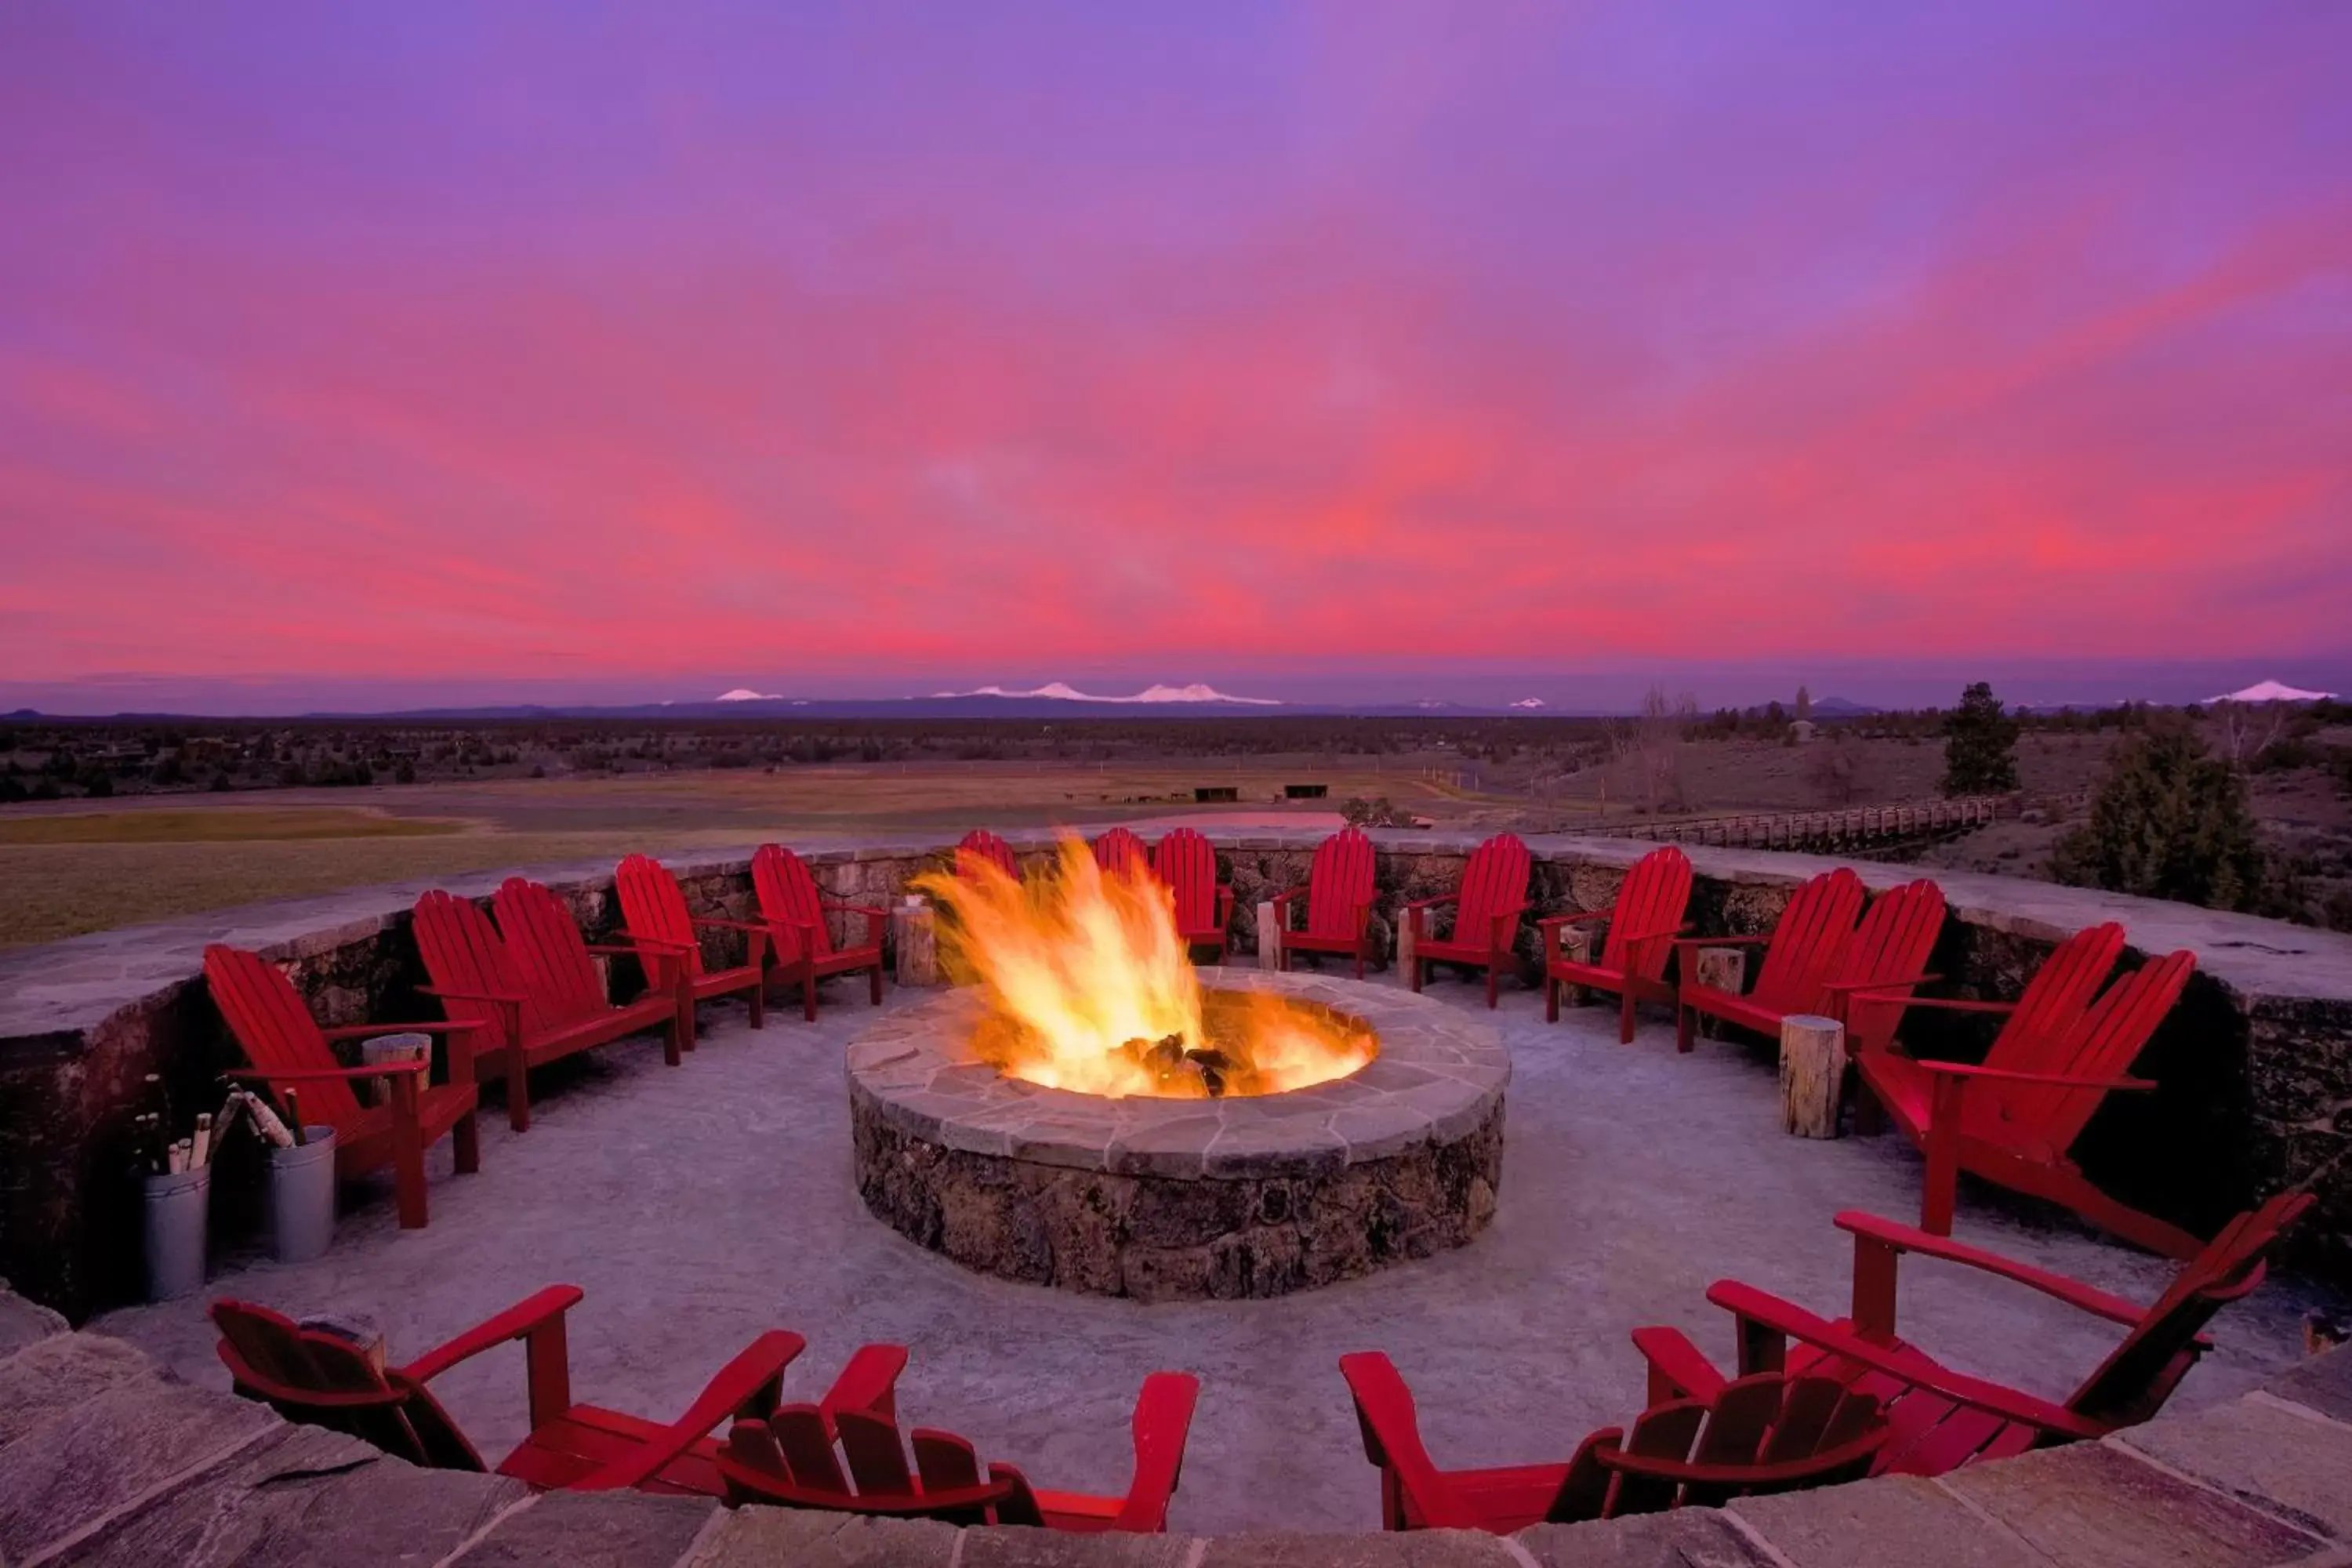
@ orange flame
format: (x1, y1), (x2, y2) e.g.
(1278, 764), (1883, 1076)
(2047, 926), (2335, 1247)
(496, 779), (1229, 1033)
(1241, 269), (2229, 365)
(913, 836), (1376, 1098)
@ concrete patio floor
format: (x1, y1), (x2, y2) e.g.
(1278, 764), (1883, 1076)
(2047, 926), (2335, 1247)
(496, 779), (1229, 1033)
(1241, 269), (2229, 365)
(96, 971), (2344, 1535)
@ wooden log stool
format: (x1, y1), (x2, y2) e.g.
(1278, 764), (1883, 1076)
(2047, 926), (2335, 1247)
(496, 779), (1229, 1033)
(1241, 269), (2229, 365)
(1779, 1014), (1846, 1139)
(1256, 900), (1283, 971)
(894, 897), (939, 988)
(1690, 946), (1745, 1040)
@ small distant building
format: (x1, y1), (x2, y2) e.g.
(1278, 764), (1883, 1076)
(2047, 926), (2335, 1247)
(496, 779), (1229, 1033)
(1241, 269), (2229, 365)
(1284, 783), (1328, 799)
(1193, 786), (1239, 803)
(1788, 720), (1820, 744)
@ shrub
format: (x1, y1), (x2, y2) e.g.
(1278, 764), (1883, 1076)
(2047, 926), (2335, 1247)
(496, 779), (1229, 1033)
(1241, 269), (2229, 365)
(2050, 726), (2268, 912)
(1341, 795), (1413, 829)
(1942, 682), (2020, 796)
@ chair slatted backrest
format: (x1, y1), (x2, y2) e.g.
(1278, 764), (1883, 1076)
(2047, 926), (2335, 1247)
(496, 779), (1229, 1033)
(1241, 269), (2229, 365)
(956, 829), (1018, 881)
(1153, 829), (1221, 933)
(1454, 833), (1533, 952)
(1748, 869), (1866, 1014)
(1981, 923), (2125, 1073)
(2066, 1191), (2313, 1427)
(1830, 880), (1947, 1054)
(1092, 828), (1151, 884)
(1550, 1370), (1885, 1520)
(1305, 829), (1377, 940)
(753, 843), (834, 964)
(1992, 950), (2195, 1154)
(1597, 846), (1693, 979)
(616, 854), (706, 977)
(211, 1299), (484, 1472)
(202, 945), (364, 1127)
(723, 1403), (1044, 1526)
(491, 878), (608, 1025)
(413, 891), (553, 1045)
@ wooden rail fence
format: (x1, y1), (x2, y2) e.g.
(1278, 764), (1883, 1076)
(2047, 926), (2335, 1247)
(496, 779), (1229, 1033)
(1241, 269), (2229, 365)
(1582, 794), (2013, 851)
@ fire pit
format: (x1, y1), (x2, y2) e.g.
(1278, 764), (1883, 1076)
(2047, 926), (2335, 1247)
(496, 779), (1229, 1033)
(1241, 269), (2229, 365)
(846, 968), (1508, 1299)
(846, 838), (1508, 1299)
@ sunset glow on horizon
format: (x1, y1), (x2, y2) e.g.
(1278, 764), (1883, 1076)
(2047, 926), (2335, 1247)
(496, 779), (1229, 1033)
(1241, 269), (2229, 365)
(2, 3), (2347, 710)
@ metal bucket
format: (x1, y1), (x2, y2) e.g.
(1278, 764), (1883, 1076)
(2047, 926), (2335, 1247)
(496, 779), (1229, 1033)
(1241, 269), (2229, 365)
(143, 1164), (211, 1301)
(269, 1127), (338, 1264)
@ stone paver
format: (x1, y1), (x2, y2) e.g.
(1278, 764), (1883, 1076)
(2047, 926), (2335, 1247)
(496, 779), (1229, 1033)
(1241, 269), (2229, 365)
(2119, 1398), (2352, 1541)
(1938, 1439), (2324, 1567)
(89, 977), (2343, 1534)
(685, 1506), (959, 1566)
(454, 1489), (718, 1566)
(54, 1421), (525, 1567)
(0, 1374), (276, 1563)
(2267, 1340), (2352, 1425)
(1515, 1511), (1769, 1566)
(1731, 1473), (2049, 1568)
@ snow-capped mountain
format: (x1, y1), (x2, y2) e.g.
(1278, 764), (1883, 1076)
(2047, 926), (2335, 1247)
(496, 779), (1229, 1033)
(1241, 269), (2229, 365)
(1509, 697), (1546, 710)
(2208, 681), (2338, 704)
(930, 681), (1281, 706)
(715, 688), (783, 702)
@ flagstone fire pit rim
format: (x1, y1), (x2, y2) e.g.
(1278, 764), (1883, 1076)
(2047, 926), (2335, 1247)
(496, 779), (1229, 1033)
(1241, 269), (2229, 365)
(844, 971), (1508, 1180)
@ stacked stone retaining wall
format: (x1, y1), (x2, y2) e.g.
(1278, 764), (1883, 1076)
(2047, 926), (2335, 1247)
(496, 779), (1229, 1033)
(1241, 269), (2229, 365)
(3, 830), (2349, 1319)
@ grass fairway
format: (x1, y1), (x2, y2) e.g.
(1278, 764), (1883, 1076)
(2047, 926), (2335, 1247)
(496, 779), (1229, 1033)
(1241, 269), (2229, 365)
(0, 760), (1474, 949)
(0, 807), (465, 845)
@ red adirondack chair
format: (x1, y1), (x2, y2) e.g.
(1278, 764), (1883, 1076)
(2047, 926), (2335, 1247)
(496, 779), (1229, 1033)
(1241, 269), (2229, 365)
(1153, 828), (1233, 961)
(209, 1287), (880, 1496)
(493, 876), (697, 1053)
(752, 844), (887, 1022)
(1538, 846), (1693, 1041)
(1857, 922), (2126, 1142)
(956, 829), (1019, 881)
(1635, 1196), (2311, 1477)
(1339, 1352), (1885, 1534)
(201, 945), (482, 1230)
(1671, 868), (1865, 1054)
(1092, 827), (1151, 883)
(615, 854), (769, 1032)
(1406, 833), (1533, 1009)
(1862, 947), (2203, 1254)
(413, 889), (686, 1133)
(717, 1368), (1200, 1532)
(1271, 828), (1378, 979)
(1815, 879), (1949, 1058)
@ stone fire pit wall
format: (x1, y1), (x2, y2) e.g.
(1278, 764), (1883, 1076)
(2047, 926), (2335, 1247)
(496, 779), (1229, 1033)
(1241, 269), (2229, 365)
(847, 971), (1508, 1299)
(5, 829), (2352, 1317)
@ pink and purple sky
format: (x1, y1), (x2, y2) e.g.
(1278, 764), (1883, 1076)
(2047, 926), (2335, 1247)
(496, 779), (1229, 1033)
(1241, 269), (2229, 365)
(2, 3), (2347, 714)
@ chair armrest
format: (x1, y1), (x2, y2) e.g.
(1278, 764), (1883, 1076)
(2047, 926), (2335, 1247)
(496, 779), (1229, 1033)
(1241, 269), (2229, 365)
(1269, 885), (1311, 909)
(1884, 995), (2018, 1015)
(819, 1343), (908, 1429)
(1823, 974), (1940, 993)
(573, 1330), (808, 1492)
(1704, 1280), (2105, 1439)
(1915, 1061), (2156, 1092)
(1402, 894), (1458, 911)
(1114, 1371), (1202, 1532)
(1671, 933), (1773, 951)
(318, 1021), (481, 1041)
(617, 935), (695, 953)
(1215, 885), (1236, 926)
(1613, 921), (1689, 947)
(228, 1062), (426, 1083)
(691, 916), (771, 934)
(1833, 1212), (2147, 1327)
(1537, 909), (1611, 931)
(820, 901), (891, 918)
(418, 986), (531, 1006)
(401, 1285), (586, 1384)
(1630, 1325), (1728, 1406)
